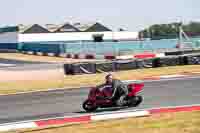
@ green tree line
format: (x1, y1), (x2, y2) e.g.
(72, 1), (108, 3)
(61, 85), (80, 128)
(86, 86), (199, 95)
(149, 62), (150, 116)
(139, 22), (200, 40)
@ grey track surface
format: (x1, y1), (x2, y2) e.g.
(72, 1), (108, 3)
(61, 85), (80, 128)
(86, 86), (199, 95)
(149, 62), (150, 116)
(0, 77), (200, 124)
(0, 58), (50, 65)
(0, 58), (62, 70)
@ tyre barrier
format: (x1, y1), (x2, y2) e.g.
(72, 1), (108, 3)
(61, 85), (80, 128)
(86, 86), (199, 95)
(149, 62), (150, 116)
(104, 55), (116, 60)
(54, 52), (60, 57)
(165, 49), (200, 56)
(59, 53), (67, 58)
(113, 60), (137, 71)
(74, 54), (79, 59)
(64, 54), (200, 75)
(47, 53), (55, 57)
(85, 54), (95, 59)
(66, 54), (72, 58)
(64, 63), (96, 75)
(43, 52), (48, 56)
(95, 61), (115, 73)
(152, 58), (162, 68)
(36, 52), (44, 56)
(165, 51), (183, 56)
(33, 51), (37, 55)
(21, 50), (165, 60)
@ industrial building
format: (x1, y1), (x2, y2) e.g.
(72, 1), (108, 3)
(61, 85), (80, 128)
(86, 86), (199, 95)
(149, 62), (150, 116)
(18, 22), (112, 33)
(0, 23), (139, 57)
(17, 22), (138, 42)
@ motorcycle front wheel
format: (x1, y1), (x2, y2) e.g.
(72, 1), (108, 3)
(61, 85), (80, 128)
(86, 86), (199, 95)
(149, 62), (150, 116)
(82, 100), (98, 112)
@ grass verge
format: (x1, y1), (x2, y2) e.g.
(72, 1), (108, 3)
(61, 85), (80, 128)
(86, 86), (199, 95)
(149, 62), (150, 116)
(0, 65), (200, 95)
(5, 111), (200, 133)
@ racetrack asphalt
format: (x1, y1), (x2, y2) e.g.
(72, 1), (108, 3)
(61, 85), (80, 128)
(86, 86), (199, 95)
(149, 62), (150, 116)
(0, 76), (200, 124)
(0, 58), (62, 70)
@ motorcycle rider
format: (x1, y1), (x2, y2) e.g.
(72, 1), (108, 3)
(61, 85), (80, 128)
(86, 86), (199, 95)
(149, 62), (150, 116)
(96, 74), (129, 106)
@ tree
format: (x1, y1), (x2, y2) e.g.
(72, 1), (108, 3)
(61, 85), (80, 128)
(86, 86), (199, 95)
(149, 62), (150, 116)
(139, 21), (200, 39)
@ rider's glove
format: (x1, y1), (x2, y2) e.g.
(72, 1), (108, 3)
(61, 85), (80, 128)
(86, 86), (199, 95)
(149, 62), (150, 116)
(105, 97), (112, 100)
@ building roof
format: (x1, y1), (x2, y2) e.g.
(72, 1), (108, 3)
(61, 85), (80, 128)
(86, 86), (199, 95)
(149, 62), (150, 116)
(19, 24), (50, 33)
(85, 22), (112, 32)
(73, 22), (112, 32)
(17, 22), (112, 33)
(73, 22), (95, 31)
(54, 23), (80, 32)
(45, 24), (60, 32)
(18, 24), (30, 33)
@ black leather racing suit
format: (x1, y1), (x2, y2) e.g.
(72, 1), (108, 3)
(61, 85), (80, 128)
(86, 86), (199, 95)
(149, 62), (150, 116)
(97, 79), (129, 106)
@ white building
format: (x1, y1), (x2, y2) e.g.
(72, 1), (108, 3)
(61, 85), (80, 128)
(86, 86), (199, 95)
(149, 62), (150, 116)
(0, 25), (139, 55)
(18, 31), (139, 43)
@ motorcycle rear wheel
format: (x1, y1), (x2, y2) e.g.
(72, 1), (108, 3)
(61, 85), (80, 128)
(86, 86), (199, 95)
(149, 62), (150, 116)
(128, 96), (143, 107)
(82, 100), (98, 112)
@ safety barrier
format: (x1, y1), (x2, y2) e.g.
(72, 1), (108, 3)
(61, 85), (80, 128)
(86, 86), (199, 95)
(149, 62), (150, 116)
(21, 50), (165, 60)
(21, 45), (200, 59)
(0, 43), (18, 50)
(63, 54), (200, 75)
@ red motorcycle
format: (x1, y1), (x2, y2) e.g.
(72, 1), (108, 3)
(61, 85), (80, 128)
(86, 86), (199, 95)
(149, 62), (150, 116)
(82, 82), (144, 112)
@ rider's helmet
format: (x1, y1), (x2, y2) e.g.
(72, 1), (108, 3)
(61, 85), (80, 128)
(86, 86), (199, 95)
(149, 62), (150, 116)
(105, 73), (113, 84)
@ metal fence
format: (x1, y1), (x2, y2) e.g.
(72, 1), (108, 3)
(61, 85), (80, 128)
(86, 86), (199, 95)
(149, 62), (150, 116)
(19, 39), (200, 56)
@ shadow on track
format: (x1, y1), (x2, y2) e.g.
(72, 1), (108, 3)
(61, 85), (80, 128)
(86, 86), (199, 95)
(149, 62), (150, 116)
(75, 106), (133, 114)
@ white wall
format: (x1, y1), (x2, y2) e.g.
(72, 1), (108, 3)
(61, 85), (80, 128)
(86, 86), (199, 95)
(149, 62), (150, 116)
(0, 32), (18, 43)
(18, 31), (138, 42)
(112, 32), (139, 40)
